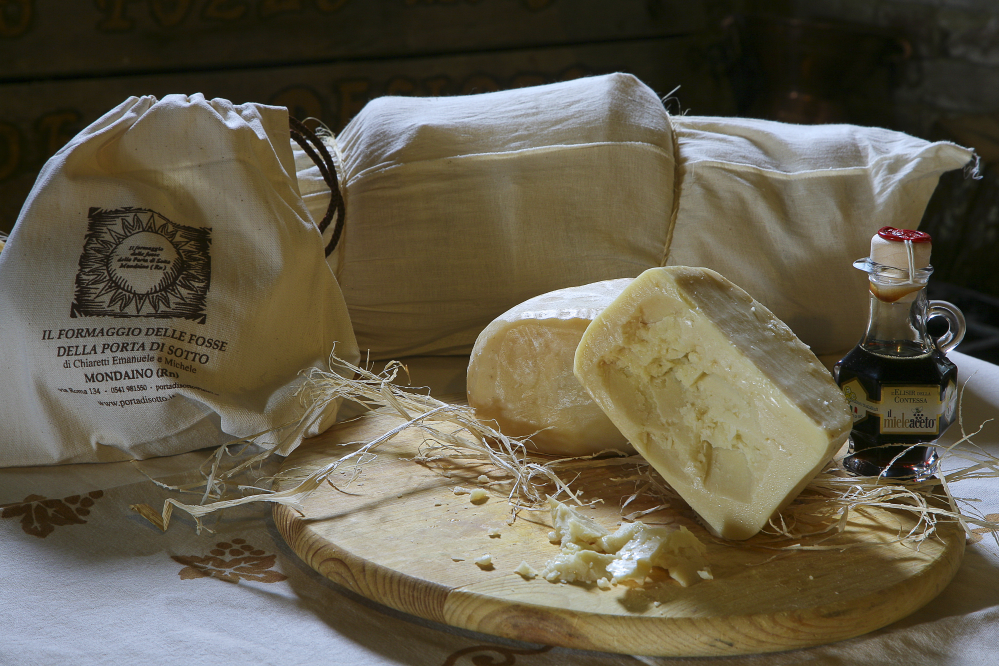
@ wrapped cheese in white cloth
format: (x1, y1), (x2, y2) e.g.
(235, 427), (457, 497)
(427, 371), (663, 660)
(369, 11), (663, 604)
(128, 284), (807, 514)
(328, 73), (677, 360)
(295, 73), (973, 369)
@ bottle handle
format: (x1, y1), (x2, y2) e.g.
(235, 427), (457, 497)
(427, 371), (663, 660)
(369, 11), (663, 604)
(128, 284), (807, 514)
(927, 300), (966, 353)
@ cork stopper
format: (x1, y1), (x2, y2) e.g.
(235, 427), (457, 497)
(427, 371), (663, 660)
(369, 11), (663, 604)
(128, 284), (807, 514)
(870, 227), (932, 270)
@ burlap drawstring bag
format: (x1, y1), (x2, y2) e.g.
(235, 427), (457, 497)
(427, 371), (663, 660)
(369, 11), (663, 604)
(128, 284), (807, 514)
(0, 94), (359, 466)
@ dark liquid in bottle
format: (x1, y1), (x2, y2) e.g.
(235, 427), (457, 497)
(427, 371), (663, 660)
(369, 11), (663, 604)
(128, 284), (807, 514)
(835, 343), (957, 479)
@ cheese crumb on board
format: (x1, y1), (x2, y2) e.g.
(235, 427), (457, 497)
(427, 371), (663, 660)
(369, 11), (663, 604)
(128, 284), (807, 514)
(515, 561), (538, 579)
(475, 554), (493, 569)
(467, 280), (634, 456)
(573, 266), (851, 540)
(542, 498), (710, 587)
(469, 488), (489, 504)
(452, 486), (470, 495)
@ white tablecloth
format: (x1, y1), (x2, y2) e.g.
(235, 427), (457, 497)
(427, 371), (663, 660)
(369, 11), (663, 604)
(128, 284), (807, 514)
(2, 352), (997, 666)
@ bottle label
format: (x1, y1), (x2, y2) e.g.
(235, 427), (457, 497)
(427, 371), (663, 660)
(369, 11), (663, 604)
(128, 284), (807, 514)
(840, 379), (942, 435)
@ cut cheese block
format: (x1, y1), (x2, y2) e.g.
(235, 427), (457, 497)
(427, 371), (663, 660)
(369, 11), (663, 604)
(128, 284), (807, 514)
(467, 280), (634, 456)
(573, 266), (852, 540)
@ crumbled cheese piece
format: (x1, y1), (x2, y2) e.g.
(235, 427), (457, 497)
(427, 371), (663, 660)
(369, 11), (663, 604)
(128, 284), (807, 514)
(549, 497), (608, 547)
(469, 488), (489, 504)
(486, 527), (501, 538)
(514, 561), (537, 579)
(596, 577), (613, 590)
(606, 522), (709, 587)
(574, 266), (851, 540)
(542, 542), (615, 584)
(541, 499), (710, 587)
(597, 522), (643, 553)
(476, 474), (490, 484)
(467, 280), (634, 456)
(474, 554), (493, 569)
(452, 486), (470, 495)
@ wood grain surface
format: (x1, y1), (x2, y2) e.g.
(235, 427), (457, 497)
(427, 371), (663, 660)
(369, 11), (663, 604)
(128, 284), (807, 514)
(273, 407), (966, 657)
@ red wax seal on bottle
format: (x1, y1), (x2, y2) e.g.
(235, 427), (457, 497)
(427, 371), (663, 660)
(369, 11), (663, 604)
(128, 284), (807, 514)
(877, 226), (932, 243)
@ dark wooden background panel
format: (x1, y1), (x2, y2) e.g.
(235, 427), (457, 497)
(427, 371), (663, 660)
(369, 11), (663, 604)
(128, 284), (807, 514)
(0, 0), (721, 81)
(0, 35), (737, 233)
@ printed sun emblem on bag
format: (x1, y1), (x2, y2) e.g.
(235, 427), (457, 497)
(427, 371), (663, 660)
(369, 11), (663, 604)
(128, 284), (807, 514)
(72, 207), (211, 323)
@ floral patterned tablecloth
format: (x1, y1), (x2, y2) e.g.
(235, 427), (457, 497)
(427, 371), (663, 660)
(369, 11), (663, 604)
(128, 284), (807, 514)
(2, 352), (997, 666)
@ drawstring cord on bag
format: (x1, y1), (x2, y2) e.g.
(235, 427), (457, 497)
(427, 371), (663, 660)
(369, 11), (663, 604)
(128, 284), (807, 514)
(289, 116), (344, 257)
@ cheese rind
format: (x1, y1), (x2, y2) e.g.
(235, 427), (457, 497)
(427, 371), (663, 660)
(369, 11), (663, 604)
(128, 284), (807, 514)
(467, 280), (634, 456)
(573, 266), (851, 540)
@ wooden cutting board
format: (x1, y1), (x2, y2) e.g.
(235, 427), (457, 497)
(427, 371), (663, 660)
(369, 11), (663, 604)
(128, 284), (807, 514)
(273, 407), (965, 657)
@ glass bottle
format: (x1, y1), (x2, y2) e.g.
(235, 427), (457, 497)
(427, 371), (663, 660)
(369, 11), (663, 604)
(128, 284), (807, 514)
(834, 227), (966, 480)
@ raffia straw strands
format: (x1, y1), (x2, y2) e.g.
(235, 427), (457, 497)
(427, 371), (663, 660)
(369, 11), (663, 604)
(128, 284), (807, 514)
(133, 353), (999, 549)
(132, 355), (581, 532)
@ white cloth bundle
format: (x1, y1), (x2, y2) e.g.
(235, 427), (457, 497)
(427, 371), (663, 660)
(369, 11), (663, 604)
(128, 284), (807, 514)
(666, 116), (974, 360)
(0, 94), (358, 466)
(326, 73), (677, 359)
(297, 74), (973, 364)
